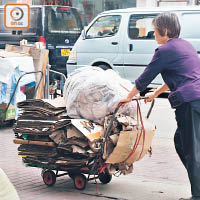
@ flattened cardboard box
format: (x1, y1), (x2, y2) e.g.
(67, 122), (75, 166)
(71, 119), (104, 141)
(105, 118), (156, 165)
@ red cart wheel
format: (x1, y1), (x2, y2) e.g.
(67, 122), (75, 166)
(43, 170), (56, 186)
(73, 174), (87, 190)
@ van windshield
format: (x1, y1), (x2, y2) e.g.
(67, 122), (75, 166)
(47, 7), (82, 34)
(86, 15), (121, 38)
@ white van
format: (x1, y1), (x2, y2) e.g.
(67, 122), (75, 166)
(66, 7), (200, 89)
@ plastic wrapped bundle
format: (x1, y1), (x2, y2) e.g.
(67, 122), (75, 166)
(64, 66), (137, 125)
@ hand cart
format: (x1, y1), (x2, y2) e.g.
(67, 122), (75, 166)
(27, 97), (155, 190)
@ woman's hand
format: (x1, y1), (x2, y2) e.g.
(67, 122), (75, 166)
(118, 97), (132, 107)
(144, 83), (169, 103)
(119, 97), (132, 104)
(118, 84), (140, 107)
(144, 92), (157, 103)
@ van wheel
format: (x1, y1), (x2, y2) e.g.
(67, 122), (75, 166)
(97, 64), (110, 70)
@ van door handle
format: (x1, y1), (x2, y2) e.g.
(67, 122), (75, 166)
(111, 42), (118, 45)
(129, 44), (133, 51)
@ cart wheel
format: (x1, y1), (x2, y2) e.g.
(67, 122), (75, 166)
(99, 171), (112, 184)
(43, 170), (56, 186)
(73, 174), (87, 190)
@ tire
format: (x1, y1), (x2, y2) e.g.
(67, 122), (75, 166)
(73, 174), (87, 190)
(99, 171), (112, 184)
(43, 170), (56, 186)
(97, 64), (110, 71)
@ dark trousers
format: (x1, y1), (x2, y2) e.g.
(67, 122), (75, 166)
(174, 99), (200, 199)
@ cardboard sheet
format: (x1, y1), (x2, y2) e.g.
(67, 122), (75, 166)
(66, 125), (84, 139)
(106, 118), (156, 165)
(71, 119), (104, 141)
(17, 98), (66, 110)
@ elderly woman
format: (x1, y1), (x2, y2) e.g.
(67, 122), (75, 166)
(120, 12), (200, 200)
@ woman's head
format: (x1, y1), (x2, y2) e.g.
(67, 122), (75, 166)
(152, 12), (181, 44)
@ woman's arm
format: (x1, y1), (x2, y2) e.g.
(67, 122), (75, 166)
(119, 49), (164, 105)
(119, 84), (140, 104)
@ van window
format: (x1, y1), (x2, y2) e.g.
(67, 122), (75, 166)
(128, 14), (156, 39)
(86, 15), (121, 39)
(47, 7), (82, 34)
(181, 13), (200, 39)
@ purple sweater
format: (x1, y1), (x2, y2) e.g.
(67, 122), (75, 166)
(135, 38), (200, 108)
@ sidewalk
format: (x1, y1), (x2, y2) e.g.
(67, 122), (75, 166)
(0, 126), (190, 200)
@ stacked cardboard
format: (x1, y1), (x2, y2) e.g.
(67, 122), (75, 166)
(13, 97), (156, 176)
(13, 97), (99, 169)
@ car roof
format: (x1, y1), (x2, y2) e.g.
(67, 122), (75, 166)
(100, 6), (200, 15)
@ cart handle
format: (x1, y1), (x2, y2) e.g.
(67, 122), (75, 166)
(146, 98), (155, 119)
(4, 71), (43, 118)
(49, 69), (67, 83)
(104, 97), (154, 140)
(114, 97), (149, 116)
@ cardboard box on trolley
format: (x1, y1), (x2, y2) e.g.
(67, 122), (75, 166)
(105, 118), (156, 165)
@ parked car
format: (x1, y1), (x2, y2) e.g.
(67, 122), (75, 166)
(0, 5), (83, 75)
(67, 6), (200, 90)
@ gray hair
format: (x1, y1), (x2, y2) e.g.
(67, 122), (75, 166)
(152, 12), (181, 38)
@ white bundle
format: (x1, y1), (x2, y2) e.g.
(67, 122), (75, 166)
(64, 66), (137, 125)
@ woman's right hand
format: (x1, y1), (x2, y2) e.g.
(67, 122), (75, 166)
(144, 92), (157, 103)
(118, 84), (140, 107)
